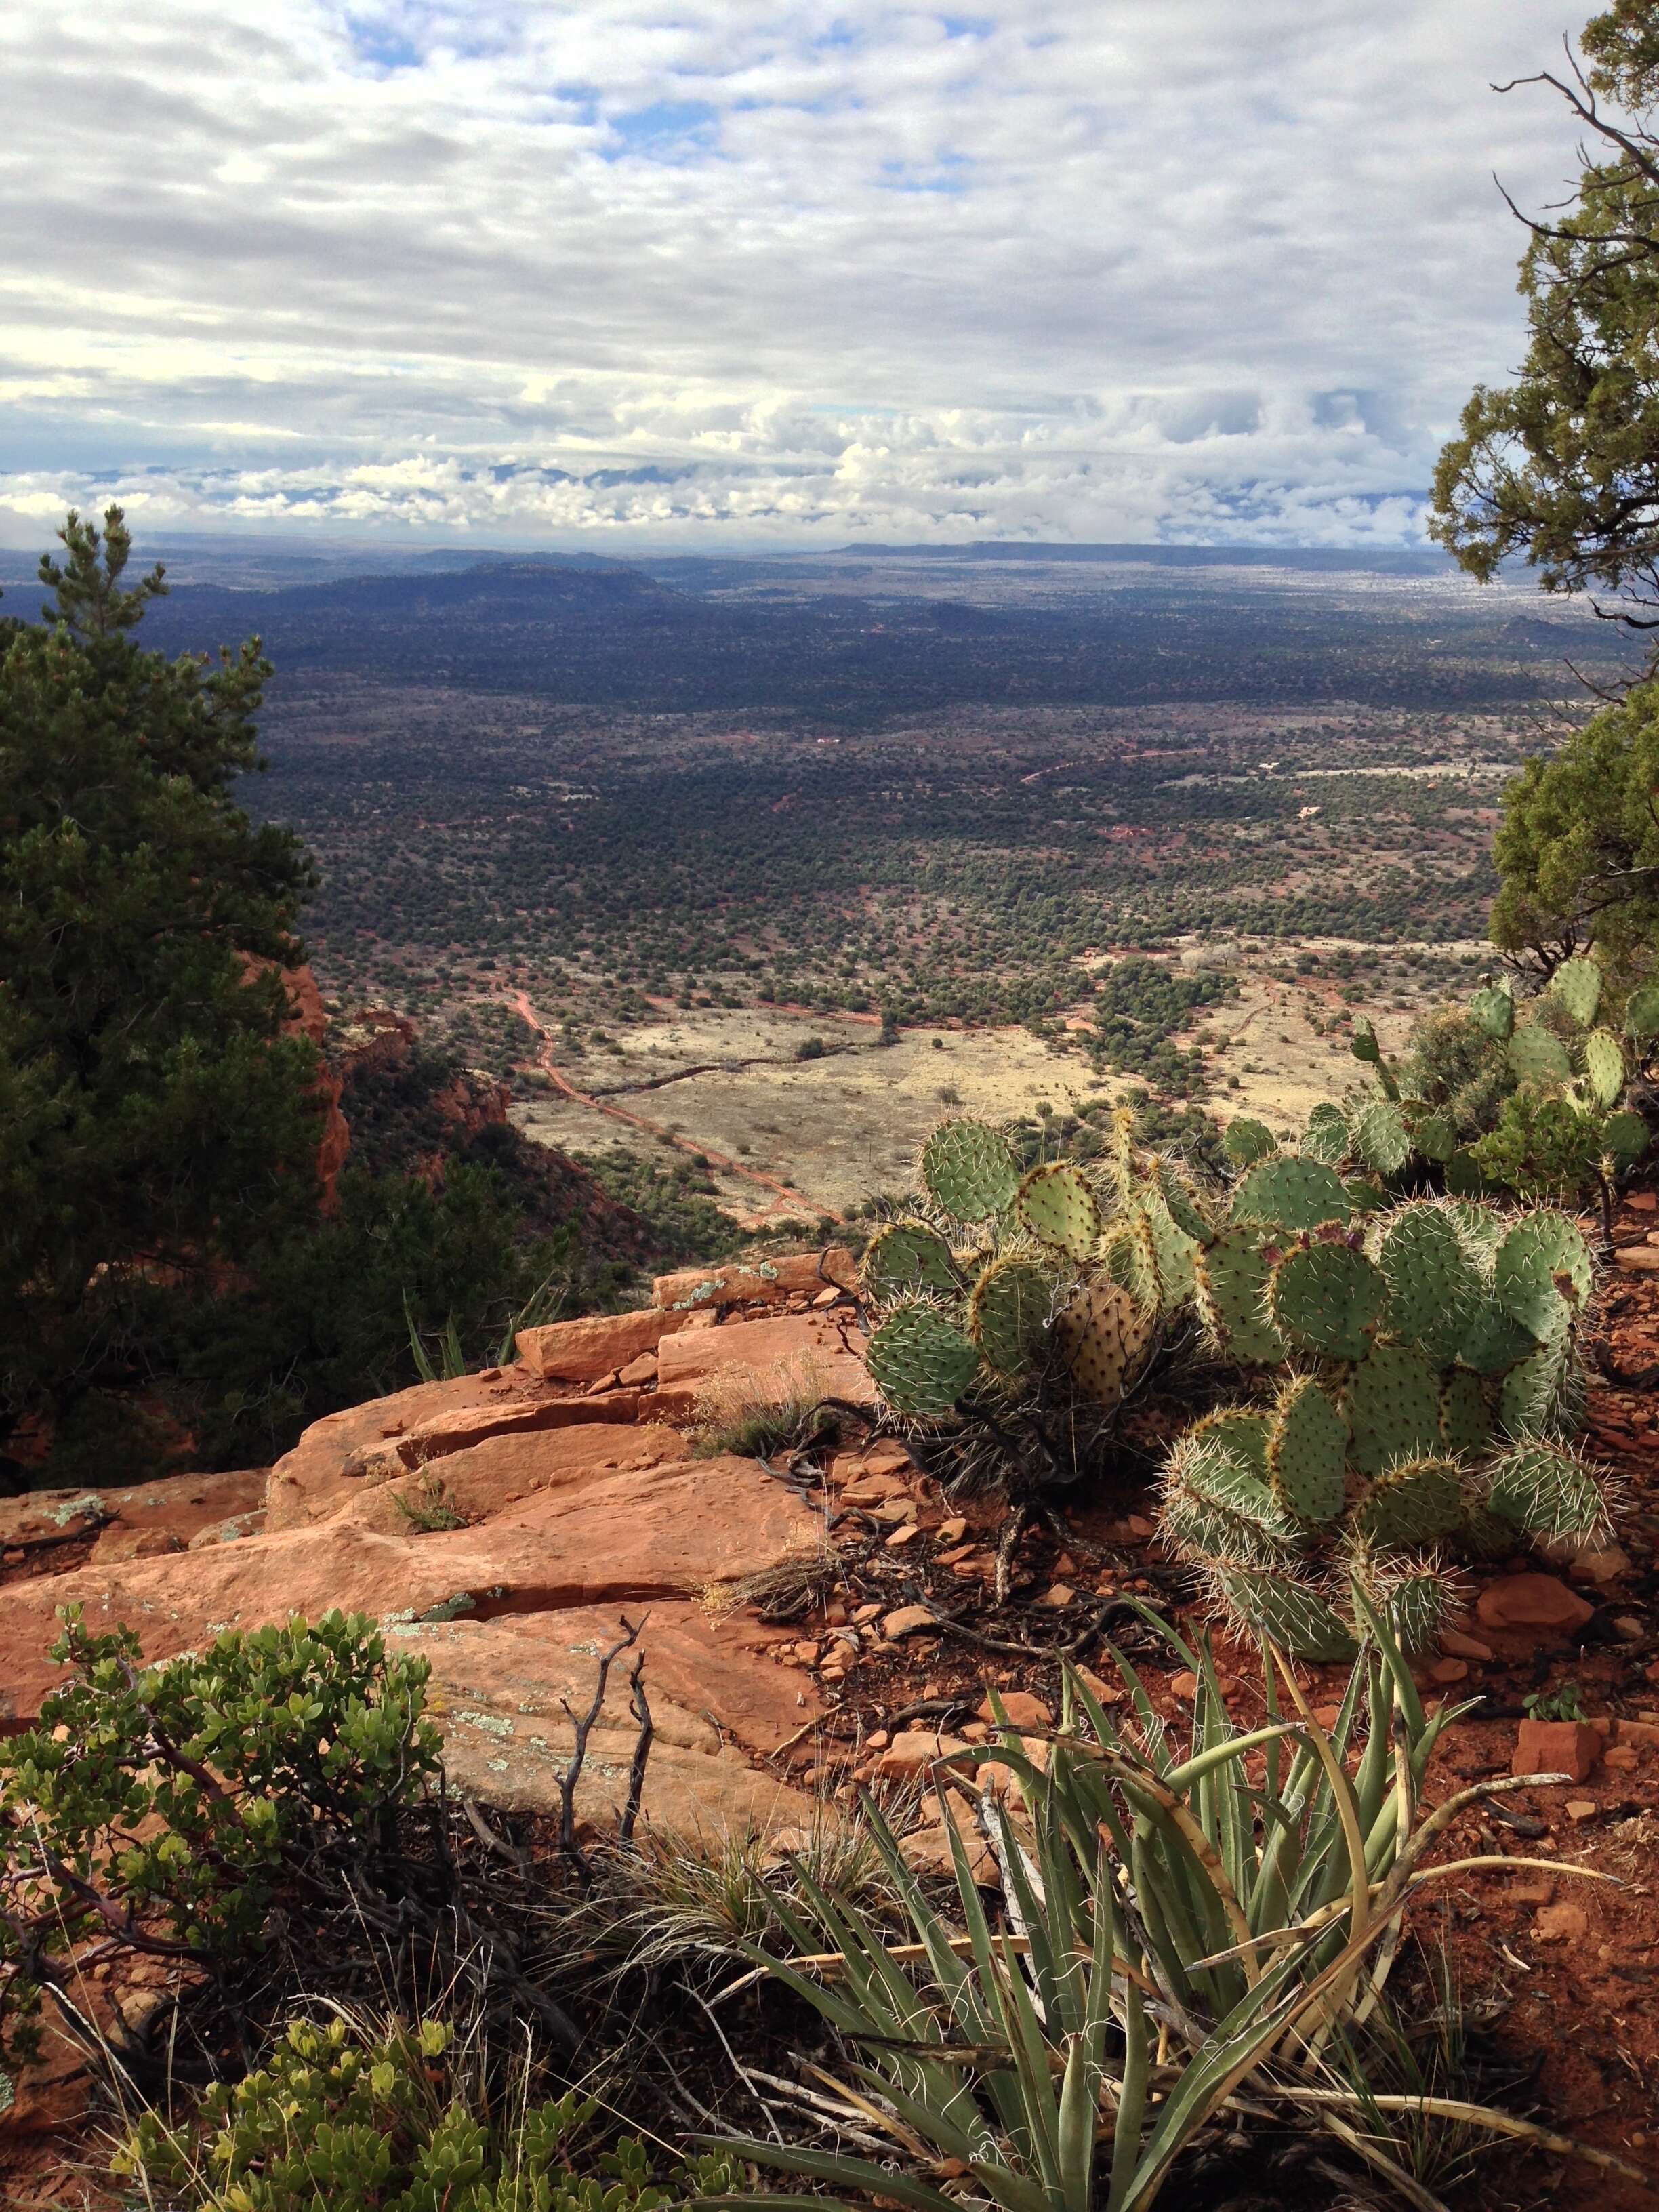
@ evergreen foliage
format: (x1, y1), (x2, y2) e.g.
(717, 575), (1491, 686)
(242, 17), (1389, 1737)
(0, 508), (323, 1477)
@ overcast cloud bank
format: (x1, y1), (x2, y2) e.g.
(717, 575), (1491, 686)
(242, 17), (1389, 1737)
(0, 2), (1593, 547)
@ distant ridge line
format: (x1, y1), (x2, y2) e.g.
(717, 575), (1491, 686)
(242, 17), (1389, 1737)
(825, 541), (1452, 571)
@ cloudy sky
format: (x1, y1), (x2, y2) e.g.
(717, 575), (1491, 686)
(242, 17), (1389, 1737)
(0, 2), (1601, 548)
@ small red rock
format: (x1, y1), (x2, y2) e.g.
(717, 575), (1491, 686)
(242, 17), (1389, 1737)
(1513, 1717), (1602, 1783)
(1533, 1901), (1589, 1943)
(1170, 1670), (1200, 1699)
(977, 1690), (1050, 1731)
(1475, 1574), (1595, 1633)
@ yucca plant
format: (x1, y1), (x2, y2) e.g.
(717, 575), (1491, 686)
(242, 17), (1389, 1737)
(708, 1608), (1639, 2212)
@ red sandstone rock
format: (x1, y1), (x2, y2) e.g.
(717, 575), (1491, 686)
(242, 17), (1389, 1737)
(1513, 1717), (1602, 1783)
(653, 1250), (857, 1313)
(409, 1603), (819, 1835)
(899, 1795), (996, 1883)
(977, 1691), (1050, 1731)
(882, 1604), (939, 1639)
(874, 1729), (970, 1779)
(1439, 1627), (1495, 1662)
(516, 1308), (689, 1385)
(1475, 1574), (1596, 1633)
(653, 1311), (875, 1420)
(0, 1466), (266, 1558)
(1533, 1901), (1590, 1943)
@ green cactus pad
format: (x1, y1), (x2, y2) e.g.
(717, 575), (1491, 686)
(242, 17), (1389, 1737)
(1440, 1368), (1493, 1458)
(864, 1302), (980, 1418)
(1194, 1227), (1287, 1364)
(1150, 1158), (1214, 1244)
(1349, 1016), (1385, 1066)
(1408, 1111), (1458, 1164)
(1626, 977), (1659, 1041)
(1140, 1189), (1201, 1309)
(1015, 1161), (1102, 1259)
(1268, 1241), (1386, 1361)
(1378, 1202), (1479, 1365)
(1223, 1117), (1277, 1167)
(1208, 1566), (1357, 1662)
(1300, 1101), (1351, 1165)
(1550, 954), (1603, 1027)
(1605, 1111), (1650, 1170)
(1484, 1442), (1608, 1542)
(860, 1218), (959, 1304)
(1469, 983), (1515, 1042)
(1185, 1405), (1273, 1475)
(1443, 1149), (1489, 1198)
(1583, 1027), (1626, 1109)
(919, 1117), (1022, 1223)
(1507, 1021), (1574, 1084)
(1498, 1329), (1580, 1441)
(1172, 1435), (1288, 1526)
(1230, 1155), (1351, 1233)
(1458, 1291), (1543, 1376)
(1055, 1280), (1156, 1406)
(1267, 1375), (1349, 1523)
(1101, 1216), (1161, 1313)
(1447, 1202), (1506, 1259)
(1343, 1175), (1387, 1213)
(1493, 1210), (1593, 1336)
(1353, 1098), (1410, 1174)
(1353, 1456), (1465, 1545)
(1366, 1568), (1457, 1656)
(1162, 1488), (1292, 1570)
(1345, 1343), (1443, 1476)
(966, 1256), (1052, 1376)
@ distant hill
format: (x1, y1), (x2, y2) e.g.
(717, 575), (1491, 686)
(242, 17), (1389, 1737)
(826, 541), (1457, 574)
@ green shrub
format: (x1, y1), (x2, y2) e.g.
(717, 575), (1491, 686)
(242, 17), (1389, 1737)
(0, 1609), (438, 2064)
(114, 2012), (736, 2212)
(1341, 952), (1654, 1206)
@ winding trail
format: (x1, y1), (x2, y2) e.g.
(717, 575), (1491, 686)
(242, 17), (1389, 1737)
(508, 991), (842, 1223)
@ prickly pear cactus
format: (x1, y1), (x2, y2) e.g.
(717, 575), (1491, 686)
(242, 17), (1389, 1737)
(1321, 951), (1652, 1202)
(1158, 1173), (1612, 1659)
(864, 1301), (980, 1418)
(1015, 1162), (1101, 1259)
(920, 1117), (1022, 1223)
(857, 1108), (1221, 1427)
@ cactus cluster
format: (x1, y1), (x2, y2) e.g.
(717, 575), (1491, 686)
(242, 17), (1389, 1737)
(1158, 1166), (1609, 1659)
(1303, 951), (1655, 1204)
(859, 1111), (1195, 1424)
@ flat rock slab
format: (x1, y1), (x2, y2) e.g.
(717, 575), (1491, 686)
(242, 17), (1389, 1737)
(0, 1434), (823, 1845)
(407, 1602), (819, 1835)
(654, 1310), (875, 1420)
(0, 1466), (266, 1557)
(653, 1250), (857, 1313)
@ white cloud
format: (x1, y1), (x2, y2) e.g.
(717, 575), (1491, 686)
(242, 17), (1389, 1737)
(0, 1), (1597, 546)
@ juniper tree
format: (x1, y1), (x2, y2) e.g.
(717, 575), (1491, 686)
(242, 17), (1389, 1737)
(0, 508), (323, 1479)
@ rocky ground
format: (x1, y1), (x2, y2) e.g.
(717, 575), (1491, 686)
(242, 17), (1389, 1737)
(2, 1208), (1658, 2207)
